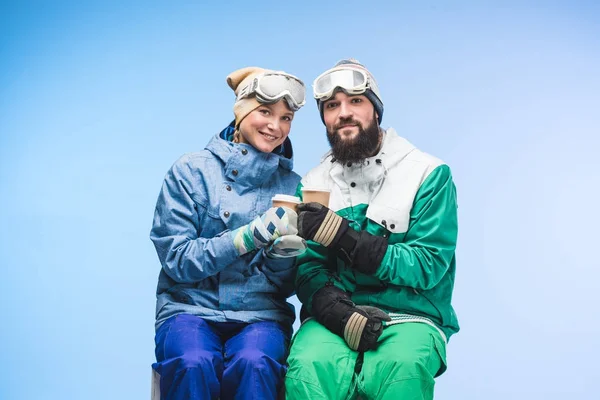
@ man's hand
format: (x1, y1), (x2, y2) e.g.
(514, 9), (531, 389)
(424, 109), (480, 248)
(344, 306), (391, 351)
(297, 202), (349, 247)
(297, 202), (388, 274)
(312, 285), (391, 352)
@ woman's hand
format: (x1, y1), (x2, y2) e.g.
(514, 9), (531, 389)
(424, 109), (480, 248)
(264, 235), (307, 259)
(230, 206), (298, 255)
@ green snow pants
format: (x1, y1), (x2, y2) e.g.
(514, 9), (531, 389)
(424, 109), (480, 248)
(285, 320), (447, 400)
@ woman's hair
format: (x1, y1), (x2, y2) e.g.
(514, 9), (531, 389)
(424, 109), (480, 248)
(233, 129), (242, 143)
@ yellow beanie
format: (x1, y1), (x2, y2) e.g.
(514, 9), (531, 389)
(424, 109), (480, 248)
(227, 66), (274, 126)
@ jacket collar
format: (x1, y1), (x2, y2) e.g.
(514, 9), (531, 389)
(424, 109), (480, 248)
(328, 128), (416, 188)
(204, 121), (295, 188)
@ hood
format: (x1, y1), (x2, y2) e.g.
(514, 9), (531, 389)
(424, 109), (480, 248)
(327, 128), (416, 192)
(211, 121), (295, 171)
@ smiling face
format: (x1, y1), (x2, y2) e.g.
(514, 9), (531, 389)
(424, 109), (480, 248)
(237, 100), (294, 153)
(322, 91), (377, 141)
(322, 91), (381, 163)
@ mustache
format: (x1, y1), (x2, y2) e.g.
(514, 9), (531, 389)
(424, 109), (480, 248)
(334, 118), (362, 131)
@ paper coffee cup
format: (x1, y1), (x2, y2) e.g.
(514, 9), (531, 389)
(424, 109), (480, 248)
(272, 194), (301, 212)
(301, 187), (331, 207)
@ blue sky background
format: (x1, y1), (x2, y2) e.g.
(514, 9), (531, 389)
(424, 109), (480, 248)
(1, 1), (599, 399)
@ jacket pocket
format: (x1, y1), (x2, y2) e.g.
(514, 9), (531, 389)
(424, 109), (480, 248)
(167, 279), (218, 309)
(430, 332), (447, 377)
(366, 203), (409, 234)
(196, 203), (228, 238)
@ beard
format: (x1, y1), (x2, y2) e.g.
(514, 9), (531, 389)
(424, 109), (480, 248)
(327, 114), (381, 164)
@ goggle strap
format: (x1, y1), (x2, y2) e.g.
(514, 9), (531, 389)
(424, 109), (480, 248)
(255, 92), (304, 112)
(236, 78), (259, 101)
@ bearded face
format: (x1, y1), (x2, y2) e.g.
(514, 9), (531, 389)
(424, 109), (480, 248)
(326, 111), (381, 164)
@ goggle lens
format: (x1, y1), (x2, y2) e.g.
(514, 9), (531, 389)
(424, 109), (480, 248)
(314, 69), (368, 99)
(259, 74), (306, 105)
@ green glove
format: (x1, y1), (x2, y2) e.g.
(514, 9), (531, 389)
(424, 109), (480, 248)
(230, 206), (298, 255)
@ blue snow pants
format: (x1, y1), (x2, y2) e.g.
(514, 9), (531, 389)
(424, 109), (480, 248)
(152, 314), (290, 400)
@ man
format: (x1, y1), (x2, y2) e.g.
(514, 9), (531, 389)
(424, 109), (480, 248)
(285, 59), (459, 400)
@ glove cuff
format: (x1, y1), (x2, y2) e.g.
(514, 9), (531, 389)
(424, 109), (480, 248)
(352, 232), (388, 274)
(335, 225), (358, 264)
(311, 285), (356, 337)
(335, 229), (388, 274)
(230, 224), (255, 255)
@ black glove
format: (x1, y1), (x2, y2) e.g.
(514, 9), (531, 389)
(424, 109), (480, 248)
(297, 202), (388, 274)
(312, 285), (391, 351)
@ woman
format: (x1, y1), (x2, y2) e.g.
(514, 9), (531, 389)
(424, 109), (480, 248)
(150, 66), (306, 400)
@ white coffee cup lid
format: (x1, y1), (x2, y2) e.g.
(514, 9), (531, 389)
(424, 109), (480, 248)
(272, 194), (301, 203)
(301, 187), (331, 192)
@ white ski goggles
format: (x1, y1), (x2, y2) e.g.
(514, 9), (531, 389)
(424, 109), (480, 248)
(236, 72), (306, 111)
(313, 68), (372, 101)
